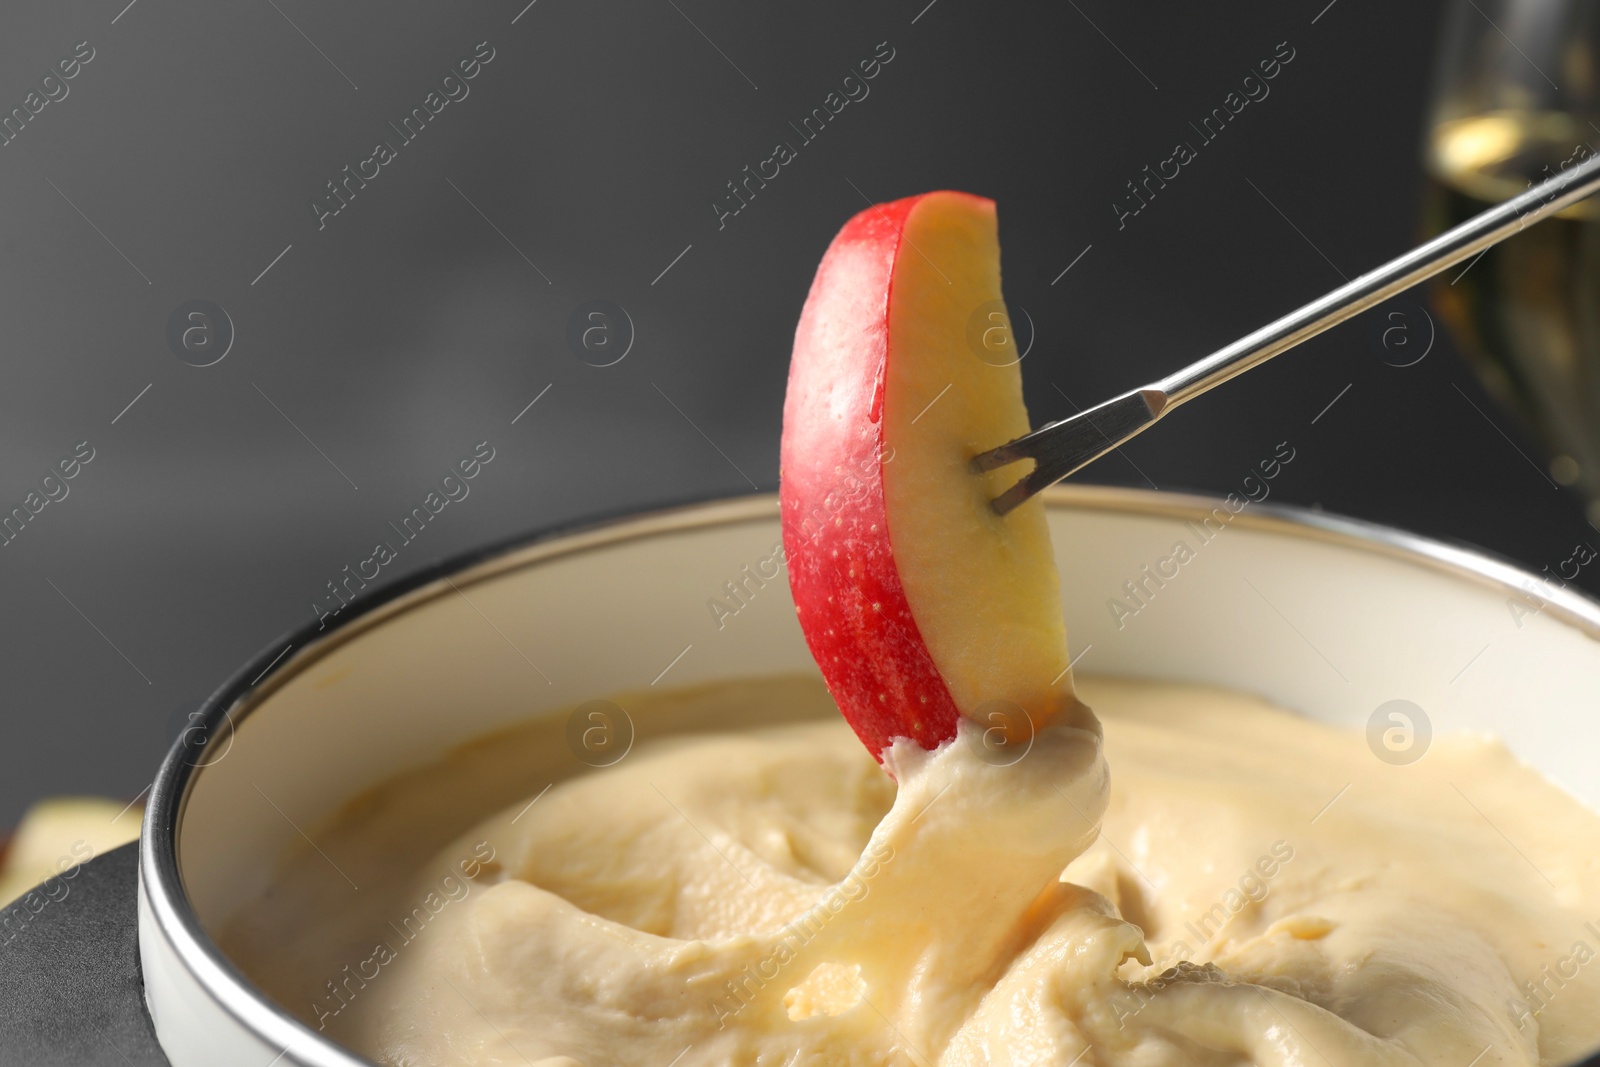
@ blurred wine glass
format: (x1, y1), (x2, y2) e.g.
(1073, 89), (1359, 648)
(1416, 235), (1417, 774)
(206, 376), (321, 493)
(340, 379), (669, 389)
(1424, 0), (1600, 520)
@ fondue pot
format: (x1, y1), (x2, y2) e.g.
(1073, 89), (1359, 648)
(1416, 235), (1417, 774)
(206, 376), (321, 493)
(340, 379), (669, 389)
(7, 488), (1599, 1065)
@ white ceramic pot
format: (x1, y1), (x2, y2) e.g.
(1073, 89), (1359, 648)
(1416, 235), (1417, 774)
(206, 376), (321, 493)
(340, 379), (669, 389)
(138, 488), (1600, 1065)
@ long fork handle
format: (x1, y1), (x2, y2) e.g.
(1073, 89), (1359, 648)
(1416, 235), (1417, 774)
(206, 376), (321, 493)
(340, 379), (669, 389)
(1160, 150), (1600, 404)
(974, 149), (1600, 515)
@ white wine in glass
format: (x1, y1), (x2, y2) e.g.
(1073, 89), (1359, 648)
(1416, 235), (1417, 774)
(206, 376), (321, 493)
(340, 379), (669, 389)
(1424, 0), (1600, 517)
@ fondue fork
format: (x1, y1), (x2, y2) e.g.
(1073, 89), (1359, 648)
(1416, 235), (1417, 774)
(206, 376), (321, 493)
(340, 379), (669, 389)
(973, 150), (1600, 516)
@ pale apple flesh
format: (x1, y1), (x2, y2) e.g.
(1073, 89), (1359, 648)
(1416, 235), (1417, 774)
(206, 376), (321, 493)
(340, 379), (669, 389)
(781, 190), (1078, 759)
(0, 796), (141, 907)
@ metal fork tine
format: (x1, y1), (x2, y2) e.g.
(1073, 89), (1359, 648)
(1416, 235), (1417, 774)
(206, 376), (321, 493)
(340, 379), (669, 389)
(973, 390), (1167, 516)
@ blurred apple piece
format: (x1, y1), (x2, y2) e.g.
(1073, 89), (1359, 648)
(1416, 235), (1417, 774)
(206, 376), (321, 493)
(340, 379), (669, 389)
(0, 796), (142, 907)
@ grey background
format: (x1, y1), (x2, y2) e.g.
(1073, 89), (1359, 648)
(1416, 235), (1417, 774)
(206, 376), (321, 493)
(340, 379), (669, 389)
(0, 0), (1591, 826)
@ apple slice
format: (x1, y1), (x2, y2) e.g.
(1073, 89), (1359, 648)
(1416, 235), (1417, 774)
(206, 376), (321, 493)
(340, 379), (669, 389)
(0, 796), (140, 907)
(780, 190), (1078, 759)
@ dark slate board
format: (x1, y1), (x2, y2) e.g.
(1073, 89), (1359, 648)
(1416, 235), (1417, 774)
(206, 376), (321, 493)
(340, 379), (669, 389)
(0, 841), (169, 1066)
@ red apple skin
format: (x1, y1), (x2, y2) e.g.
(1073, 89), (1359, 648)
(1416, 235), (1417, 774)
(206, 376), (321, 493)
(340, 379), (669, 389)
(780, 192), (986, 759)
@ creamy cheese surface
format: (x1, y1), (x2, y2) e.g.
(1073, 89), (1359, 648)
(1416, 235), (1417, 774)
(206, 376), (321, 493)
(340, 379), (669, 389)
(224, 676), (1600, 1066)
